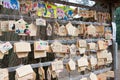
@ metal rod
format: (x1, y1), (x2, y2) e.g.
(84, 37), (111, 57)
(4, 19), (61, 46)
(7, 61), (111, 80)
(73, 67), (112, 80)
(7, 58), (112, 73)
(1, 38), (104, 44)
(0, 14), (110, 26)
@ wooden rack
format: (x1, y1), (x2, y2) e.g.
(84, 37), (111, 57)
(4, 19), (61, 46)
(0, 0), (115, 80)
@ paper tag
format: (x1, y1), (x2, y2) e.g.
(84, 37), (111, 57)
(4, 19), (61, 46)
(16, 65), (33, 77)
(0, 42), (12, 54)
(36, 18), (46, 26)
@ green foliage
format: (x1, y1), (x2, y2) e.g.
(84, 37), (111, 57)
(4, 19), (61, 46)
(115, 7), (120, 46)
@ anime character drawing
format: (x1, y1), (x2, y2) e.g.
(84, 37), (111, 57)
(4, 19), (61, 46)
(10, 0), (19, 10)
(45, 4), (56, 18)
(57, 8), (65, 19)
(37, 2), (46, 16)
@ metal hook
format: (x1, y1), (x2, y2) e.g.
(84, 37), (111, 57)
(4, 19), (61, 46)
(39, 58), (42, 67)
(31, 16), (34, 23)
(19, 39), (24, 42)
(13, 15), (15, 21)
(20, 58), (23, 66)
(20, 15), (23, 19)
(38, 38), (41, 41)
(7, 15), (9, 21)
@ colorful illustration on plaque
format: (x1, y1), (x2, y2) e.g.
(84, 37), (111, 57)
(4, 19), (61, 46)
(44, 3), (57, 18)
(15, 19), (31, 35)
(0, 42), (12, 54)
(20, 1), (32, 14)
(3, 0), (11, 9)
(3, 0), (20, 9)
(63, 6), (74, 19)
(32, 2), (38, 11)
(25, 1), (32, 12)
(37, 2), (46, 17)
(57, 8), (65, 19)
(10, 0), (19, 10)
(8, 21), (16, 31)
(35, 41), (48, 51)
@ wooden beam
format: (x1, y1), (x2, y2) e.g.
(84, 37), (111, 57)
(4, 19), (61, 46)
(45, 0), (108, 12)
